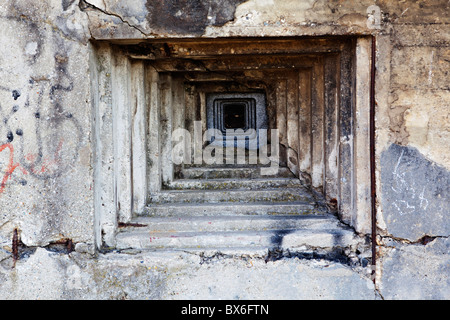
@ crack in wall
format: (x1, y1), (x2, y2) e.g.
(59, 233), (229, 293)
(380, 234), (449, 246)
(1, 227), (96, 268)
(79, 0), (248, 38)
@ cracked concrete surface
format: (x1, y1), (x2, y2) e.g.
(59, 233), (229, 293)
(0, 0), (448, 299)
(0, 247), (377, 300)
(79, 0), (150, 37)
(378, 237), (450, 299)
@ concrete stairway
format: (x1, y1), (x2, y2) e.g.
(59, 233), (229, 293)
(116, 166), (356, 252)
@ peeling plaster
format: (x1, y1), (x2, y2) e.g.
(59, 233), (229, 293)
(380, 143), (449, 242)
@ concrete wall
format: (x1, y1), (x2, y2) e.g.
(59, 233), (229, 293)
(0, 0), (448, 299)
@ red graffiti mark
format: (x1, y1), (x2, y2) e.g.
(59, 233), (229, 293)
(0, 139), (65, 194)
(22, 139), (64, 176)
(0, 143), (19, 194)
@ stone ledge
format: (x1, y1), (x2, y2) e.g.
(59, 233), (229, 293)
(115, 214), (360, 252)
(0, 247), (376, 299)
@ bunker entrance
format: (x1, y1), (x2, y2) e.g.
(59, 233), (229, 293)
(118, 37), (361, 203)
(100, 37), (372, 244)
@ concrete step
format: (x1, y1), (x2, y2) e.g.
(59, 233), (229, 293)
(163, 177), (303, 191)
(178, 166), (294, 179)
(181, 146), (275, 167)
(149, 187), (315, 204)
(116, 215), (356, 251)
(120, 215), (341, 233)
(143, 201), (322, 217)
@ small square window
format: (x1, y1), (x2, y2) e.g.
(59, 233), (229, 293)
(207, 93), (266, 149)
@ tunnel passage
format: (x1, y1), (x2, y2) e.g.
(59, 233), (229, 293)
(94, 37), (372, 251)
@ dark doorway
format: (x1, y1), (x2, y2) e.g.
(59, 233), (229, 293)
(224, 103), (246, 129)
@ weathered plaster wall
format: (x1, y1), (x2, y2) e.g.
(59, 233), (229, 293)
(373, 1), (449, 297)
(0, 0), (448, 299)
(0, 1), (93, 249)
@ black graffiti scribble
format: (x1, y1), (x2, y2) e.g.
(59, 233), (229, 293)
(12, 90), (20, 100)
(17, 52), (83, 180)
(0, 58), (83, 186)
(0, 89), (23, 145)
(0, 5), (84, 196)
